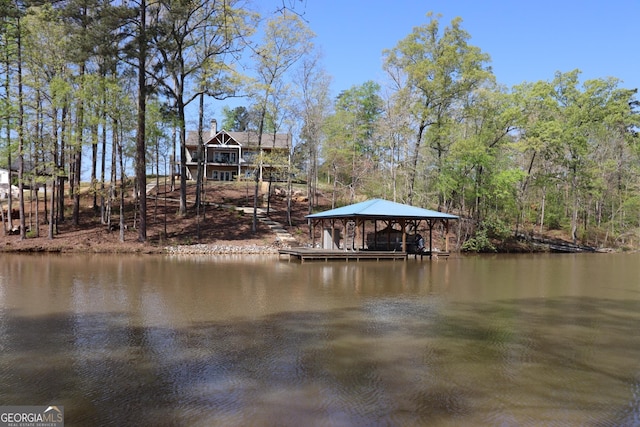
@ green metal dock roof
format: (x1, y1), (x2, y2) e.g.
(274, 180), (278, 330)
(306, 199), (458, 220)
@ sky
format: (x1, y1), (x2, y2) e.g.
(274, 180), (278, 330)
(258, 0), (639, 98)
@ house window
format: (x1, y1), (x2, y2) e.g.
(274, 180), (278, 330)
(214, 152), (236, 164)
(210, 170), (235, 181)
(243, 152), (255, 163)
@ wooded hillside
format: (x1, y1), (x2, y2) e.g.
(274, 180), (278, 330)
(1, 3), (638, 250)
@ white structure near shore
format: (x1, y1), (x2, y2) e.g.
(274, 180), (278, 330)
(0, 168), (17, 199)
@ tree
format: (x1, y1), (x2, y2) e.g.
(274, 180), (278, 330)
(383, 13), (492, 205)
(249, 11), (313, 232)
(0, 0), (27, 238)
(323, 81), (382, 203)
(514, 71), (640, 243)
(0, 1), (20, 235)
(292, 49), (331, 213)
(373, 88), (414, 202)
(443, 85), (520, 223)
(134, 0), (148, 241)
(568, 75), (633, 242)
(221, 105), (250, 131)
(151, 0), (255, 216)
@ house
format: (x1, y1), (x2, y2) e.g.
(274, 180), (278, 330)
(0, 168), (8, 185)
(0, 168), (13, 199)
(185, 119), (291, 182)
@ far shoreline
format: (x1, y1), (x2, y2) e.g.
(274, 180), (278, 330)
(0, 240), (284, 255)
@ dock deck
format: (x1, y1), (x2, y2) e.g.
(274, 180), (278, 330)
(278, 248), (408, 262)
(279, 248), (451, 262)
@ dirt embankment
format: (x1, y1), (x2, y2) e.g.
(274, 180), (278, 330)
(0, 182), (319, 254)
(2, 181), (615, 254)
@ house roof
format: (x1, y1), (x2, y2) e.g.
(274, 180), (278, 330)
(306, 199), (459, 220)
(226, 131), (290, 149)
(186, 130), (290, 149)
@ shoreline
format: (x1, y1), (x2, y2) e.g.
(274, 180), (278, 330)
(166, 243), (281, 255)
(0, 239), (285, 255)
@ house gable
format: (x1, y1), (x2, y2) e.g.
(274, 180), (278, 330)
(184, 119), (291, 182)
(187, 129), (290, 150)
(209, 131), (242, 147)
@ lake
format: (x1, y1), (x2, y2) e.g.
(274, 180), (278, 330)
(0, 253), (639, 426)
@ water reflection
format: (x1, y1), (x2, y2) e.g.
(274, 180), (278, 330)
(0, 254), (639, 425)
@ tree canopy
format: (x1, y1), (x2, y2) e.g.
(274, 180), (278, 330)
(1, 6), (638, 250)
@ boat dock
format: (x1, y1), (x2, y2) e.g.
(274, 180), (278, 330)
(278, 248), (451, 262)
(278, 248), (408, 262)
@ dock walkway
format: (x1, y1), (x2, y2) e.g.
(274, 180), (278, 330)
(278, 248), (407, 262)
(279, 248), (452, 262)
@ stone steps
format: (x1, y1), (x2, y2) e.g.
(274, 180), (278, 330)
(256, 212), (297, 244)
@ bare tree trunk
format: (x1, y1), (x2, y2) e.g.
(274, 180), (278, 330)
(170, 127), (176, 192)
(49, 104), (60, 239)
(58, 104), (67, 223)
(118, 127), (125, 242)
(307, 144), (316, 215)
(571, 198), (579, 244)
(48, 176), (55, 239)
(154, 135), (159, 220)
(252, 109), (266, 233)
(331, 163), (337, 209)
(195, 93), (206, 239)
(538, 186), (546, 234)
(33, 178), (38, 238)
(16, 18), (26, 239)
(135, 0), (147, 242)
(5, 113), (12, 233)
(195, 93), (204, 209)
(407, 121), (427, 205)
(286, 149), (292, 226)
(178, 98), (187, 216)
(107, 118), (118, 231)
(72, 63), (84, 226)
(99, 72), (108, 224)
(100, 108), (107, 223)
(1, 199), (5, 236)
(2, 32), (11, 233)
(90, 123), (98, 210)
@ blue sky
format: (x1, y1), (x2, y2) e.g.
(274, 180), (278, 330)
(261, 0), (639, 97)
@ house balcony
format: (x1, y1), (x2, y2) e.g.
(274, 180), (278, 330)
(186, 158), (240, 166)
(208, 159), (240, 166)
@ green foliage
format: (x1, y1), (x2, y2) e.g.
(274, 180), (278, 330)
(221, 106), (250, 131)
(0, 2), (639, 250)
(483, 214), (512, 240)
(489, 168), (526, 209)
(461, 227), (496, 252)
(323, 81), (383, 200)
(335, 80), (383, 148)
(461, 214), (510, 253)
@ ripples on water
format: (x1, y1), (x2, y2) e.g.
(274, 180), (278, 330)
(0, 254), (639, 426)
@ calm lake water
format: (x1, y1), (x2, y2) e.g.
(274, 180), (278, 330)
(0, 253), (639, 426)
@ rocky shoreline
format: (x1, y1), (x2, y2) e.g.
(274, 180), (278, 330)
(165, 243), (282, 255)
(0, 238), (289, 255)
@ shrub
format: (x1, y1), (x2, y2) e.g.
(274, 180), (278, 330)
(461, 228), (496, 252)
